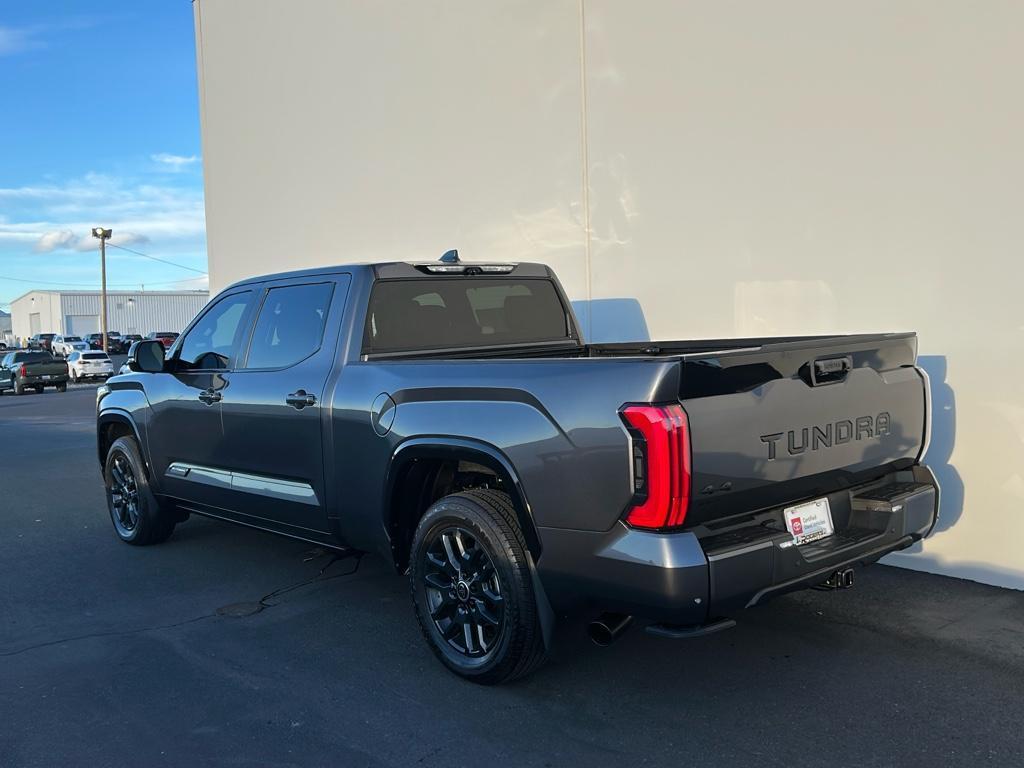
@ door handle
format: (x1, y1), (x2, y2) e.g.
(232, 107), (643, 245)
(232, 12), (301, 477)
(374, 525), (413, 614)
(198, 389), (222, 405)
(286, 390), (317, 409)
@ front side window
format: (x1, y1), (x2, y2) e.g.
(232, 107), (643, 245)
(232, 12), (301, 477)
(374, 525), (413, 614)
(177, 291), (252, 370)
(244, 283), (333, 369)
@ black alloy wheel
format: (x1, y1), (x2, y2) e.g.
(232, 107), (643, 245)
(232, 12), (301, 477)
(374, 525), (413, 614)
(108, 451), (141, 536)
(103, 436), (178, 546)
(409, 490), (548, 684)
(420, 526), (505, 658)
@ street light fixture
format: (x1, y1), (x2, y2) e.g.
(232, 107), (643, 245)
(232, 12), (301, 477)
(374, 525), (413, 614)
(91, 227), (112, 353)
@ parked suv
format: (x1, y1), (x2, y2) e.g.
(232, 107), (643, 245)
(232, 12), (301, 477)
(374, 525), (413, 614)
(97, 258), (937, 684)
(52, 335), (90, 357)
(67, 350), (115, 382)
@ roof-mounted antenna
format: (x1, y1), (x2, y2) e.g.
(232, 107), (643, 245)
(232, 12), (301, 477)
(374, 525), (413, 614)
(439, 249), (460, 264)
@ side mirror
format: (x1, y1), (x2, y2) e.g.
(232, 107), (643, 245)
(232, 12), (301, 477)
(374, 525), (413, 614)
(127, 339), (166, 373)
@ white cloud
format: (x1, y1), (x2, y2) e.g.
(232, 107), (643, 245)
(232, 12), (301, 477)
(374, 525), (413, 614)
(0, 25), (42, 57)
(34, 229), (77, 252)
(0, 172), (206, 275)
(33, 229), (151, 253)
(151, 153), (200, 171)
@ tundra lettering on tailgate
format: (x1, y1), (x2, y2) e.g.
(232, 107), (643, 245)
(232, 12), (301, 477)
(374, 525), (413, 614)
(760, 412), (892, 460)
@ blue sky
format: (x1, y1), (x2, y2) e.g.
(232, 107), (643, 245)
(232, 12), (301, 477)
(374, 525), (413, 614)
(0, 1), (207, 309)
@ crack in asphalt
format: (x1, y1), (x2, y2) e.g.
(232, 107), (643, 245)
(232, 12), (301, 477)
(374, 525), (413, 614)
(2, 553), (364, 658)
(0, 613), (215, 658)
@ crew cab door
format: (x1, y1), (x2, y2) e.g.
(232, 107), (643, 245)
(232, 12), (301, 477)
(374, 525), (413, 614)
(145, 288), (256, 508)
(217, 275), (349, 535)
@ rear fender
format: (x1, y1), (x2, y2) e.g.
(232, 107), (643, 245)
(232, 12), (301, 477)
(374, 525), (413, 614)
(385, 437), (541, 556)
(385, 437), (555, 649)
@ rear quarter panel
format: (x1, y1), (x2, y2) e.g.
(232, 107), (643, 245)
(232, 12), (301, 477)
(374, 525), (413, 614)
(328, 357), (680, 553)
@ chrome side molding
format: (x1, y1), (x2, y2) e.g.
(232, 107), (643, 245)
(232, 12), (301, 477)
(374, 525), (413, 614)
(165, 462), (318, 506)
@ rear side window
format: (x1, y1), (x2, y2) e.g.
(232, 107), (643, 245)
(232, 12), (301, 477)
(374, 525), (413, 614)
(364, 278), (571, 354)
(177, 291), (252, 370)
(20, 352), (53, 363)
(244, 283), (334, 369)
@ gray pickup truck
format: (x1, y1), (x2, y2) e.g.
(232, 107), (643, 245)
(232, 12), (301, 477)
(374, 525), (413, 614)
(96, 255), (937, 683)
(1, 350), (69, 395)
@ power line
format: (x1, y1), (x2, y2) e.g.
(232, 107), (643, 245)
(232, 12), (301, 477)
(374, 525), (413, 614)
(105, 242), (207, 274)
(0, 273), (204, 289)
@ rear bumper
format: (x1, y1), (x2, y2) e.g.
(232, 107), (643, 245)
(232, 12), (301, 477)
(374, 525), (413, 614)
(20, 375), (69, 386)
(537, 465), (938, 626)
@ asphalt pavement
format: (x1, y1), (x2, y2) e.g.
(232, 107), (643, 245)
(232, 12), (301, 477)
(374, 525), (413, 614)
(2, 386), (1023, 767)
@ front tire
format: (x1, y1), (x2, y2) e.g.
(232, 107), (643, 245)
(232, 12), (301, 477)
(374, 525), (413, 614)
(70, 369), (78, 383)
(409, 489), (547, 684)
(104, 436), (177, 545)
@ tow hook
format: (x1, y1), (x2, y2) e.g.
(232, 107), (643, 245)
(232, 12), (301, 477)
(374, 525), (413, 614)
(821, 568), (855, 590)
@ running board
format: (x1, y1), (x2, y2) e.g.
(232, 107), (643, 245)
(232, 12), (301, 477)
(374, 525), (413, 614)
(645, 617), (737, 639)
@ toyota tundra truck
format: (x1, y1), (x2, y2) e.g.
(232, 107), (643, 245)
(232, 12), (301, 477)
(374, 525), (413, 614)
(96, 254), (937, 684)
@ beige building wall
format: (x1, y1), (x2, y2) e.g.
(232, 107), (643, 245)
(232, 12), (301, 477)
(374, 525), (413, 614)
(194, 0), (1024, 588)
(11, 291), (60, 342)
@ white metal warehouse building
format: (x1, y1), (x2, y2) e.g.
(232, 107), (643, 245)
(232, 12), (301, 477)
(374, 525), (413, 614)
(193, 1), (1023, 589)
(9, 290), (209, 343)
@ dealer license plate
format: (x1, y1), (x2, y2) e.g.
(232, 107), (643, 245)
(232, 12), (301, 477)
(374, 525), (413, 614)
(783, 498), (834, 546)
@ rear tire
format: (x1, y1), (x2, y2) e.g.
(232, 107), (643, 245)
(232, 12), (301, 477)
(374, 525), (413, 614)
(34, 385), (44, 394)
(56, 382), (67, 393)
(104, 436), (177, 545)
(409, 489), (548, 684)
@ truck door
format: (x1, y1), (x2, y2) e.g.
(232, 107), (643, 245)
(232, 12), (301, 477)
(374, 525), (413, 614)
(145, 288), (256, 509)
(217, 275), (349, 535)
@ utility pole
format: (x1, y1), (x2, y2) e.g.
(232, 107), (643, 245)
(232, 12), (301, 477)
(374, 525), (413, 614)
(91, 228), (112, 353)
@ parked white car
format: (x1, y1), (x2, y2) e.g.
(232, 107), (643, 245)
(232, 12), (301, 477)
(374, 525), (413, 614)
(66, 351), (114, 382)
(52, 335), (91, 357)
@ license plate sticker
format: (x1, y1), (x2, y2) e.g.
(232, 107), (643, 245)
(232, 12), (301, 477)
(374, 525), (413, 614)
(783, 498), (834, 546)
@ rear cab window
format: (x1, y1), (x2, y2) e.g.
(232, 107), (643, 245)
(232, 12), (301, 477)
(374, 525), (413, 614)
(364, 278), (573, 355)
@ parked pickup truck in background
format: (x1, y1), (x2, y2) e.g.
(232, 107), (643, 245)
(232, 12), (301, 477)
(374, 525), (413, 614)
(1, 350), (70, 395)
(96, 254), (937, 683)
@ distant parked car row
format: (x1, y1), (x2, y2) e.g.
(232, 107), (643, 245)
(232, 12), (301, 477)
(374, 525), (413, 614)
(19, 331), (176, 357)
(146, 331), (179, 349)
(0, 348), (115, 395)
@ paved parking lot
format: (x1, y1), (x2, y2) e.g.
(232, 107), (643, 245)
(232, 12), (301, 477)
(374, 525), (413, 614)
(2, 386), (1023, 767)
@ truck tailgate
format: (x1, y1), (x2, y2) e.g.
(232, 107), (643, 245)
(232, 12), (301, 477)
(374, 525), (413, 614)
(24, 361), (70, 380)
(679, 333), (926, 526)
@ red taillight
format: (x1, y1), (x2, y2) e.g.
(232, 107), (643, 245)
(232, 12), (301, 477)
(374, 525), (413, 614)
(620, 404), (691, 529)
(18, 364), (27, 378)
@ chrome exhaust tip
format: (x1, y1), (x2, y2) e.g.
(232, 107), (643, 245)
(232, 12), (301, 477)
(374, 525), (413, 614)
(587, 613), (634, 646)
